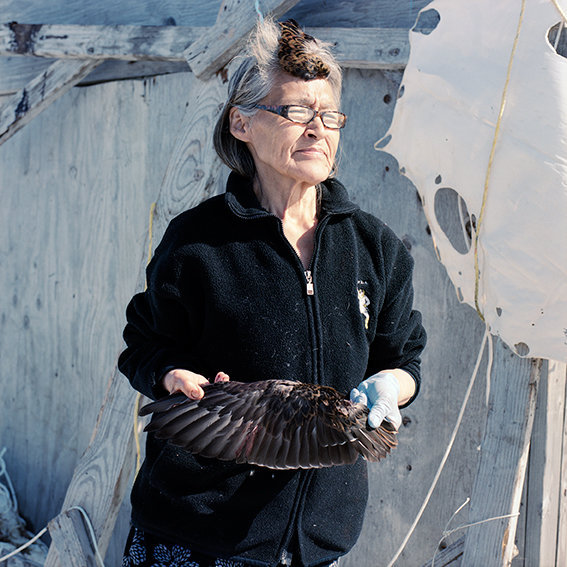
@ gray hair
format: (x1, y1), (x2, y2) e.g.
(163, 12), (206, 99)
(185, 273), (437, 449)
(213, 18), (343, 178)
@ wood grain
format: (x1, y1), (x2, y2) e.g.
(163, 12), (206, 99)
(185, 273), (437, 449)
(421, 536), (464, 567)
(0, 26), (412, 98)
(151, 74), (227, 242)
(44, 369), (138, 566)
(44, 62), (228, 567)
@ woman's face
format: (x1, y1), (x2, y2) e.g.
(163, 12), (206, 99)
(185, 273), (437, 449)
(231, 72), (341, 188)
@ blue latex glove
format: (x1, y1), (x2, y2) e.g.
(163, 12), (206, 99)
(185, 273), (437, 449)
(350, 372), (402, 430)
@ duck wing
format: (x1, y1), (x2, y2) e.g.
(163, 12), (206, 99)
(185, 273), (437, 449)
(140, 380), (397, 470)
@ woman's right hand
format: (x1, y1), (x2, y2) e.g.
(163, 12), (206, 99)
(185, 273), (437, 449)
(162, 369), (230, 400)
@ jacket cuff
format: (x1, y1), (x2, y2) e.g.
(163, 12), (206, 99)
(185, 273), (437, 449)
(398, 361), (421, 408)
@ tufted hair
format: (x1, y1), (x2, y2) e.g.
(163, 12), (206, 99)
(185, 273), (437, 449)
(213, 18), (343, 178)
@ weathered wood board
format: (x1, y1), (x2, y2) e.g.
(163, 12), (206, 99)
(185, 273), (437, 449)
(521, 360), (567, 566)
(0, 24), (410, 69)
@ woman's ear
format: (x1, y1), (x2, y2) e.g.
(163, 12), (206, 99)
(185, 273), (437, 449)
(229, 107), (252, 142)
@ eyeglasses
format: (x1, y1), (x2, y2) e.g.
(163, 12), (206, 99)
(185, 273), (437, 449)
(253, 104), (347, 129)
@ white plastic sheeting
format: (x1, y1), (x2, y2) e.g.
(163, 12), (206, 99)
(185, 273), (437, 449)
(379, 0), (567, 362)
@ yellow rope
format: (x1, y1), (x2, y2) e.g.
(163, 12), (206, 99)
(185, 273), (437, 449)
(473, 0), (526, 321)
(145, 202), (157, 287)
(134, 202), (157, 474)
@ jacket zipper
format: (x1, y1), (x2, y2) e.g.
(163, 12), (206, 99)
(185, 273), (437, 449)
(302, 216), (331, 297)
(304, 270), (314, 295)
(275, 216), (330, 563)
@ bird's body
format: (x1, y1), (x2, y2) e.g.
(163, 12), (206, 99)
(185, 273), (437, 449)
(140, 379), (397, 470)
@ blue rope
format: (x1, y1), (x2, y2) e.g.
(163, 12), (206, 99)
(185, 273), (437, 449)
(254, 0), (264, 22)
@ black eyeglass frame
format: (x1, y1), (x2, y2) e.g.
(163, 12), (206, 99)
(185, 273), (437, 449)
(253, 104), (347, 129)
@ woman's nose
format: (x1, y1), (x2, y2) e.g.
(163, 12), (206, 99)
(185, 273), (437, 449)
(305, 115), (325, 138)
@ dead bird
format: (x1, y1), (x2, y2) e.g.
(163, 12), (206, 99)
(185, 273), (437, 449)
(140, 379), (397, 470)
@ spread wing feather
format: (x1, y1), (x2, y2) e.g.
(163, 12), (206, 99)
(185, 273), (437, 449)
(141, 380), (397, 470)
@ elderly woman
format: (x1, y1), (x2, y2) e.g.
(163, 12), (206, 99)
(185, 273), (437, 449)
(119, 18), (425, 567)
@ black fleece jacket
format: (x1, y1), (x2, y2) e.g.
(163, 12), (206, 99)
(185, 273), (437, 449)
(118, 172), (426, 567)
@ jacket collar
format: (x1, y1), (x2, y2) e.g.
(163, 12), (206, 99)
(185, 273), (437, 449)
(224, 172), (359, 219)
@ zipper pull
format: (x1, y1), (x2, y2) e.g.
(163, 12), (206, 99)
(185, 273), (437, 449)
(280, 550), (293, 566)
(305, 270), (314, 295)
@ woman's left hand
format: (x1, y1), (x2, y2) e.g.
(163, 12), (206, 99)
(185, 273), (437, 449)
(162, 369), (230, 400)
(350, 372), (402, 430)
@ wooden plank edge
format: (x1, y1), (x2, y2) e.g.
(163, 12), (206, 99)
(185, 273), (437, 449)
(0, 58), (101, 146)
(523, 360), (567, 565)
(1, 24), (409, 69)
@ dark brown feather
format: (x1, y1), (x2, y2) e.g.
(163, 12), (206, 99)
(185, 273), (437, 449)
(278, 19), (330, 80)
(140, 380), (398, 470)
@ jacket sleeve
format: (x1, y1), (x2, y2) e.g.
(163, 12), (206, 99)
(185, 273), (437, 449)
(118, 221), (205, 400)
(366, 234), (426, 407)
(118, 290), (205, 400)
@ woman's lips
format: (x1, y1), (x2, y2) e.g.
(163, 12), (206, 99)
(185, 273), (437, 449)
(294, 147), (326, 157)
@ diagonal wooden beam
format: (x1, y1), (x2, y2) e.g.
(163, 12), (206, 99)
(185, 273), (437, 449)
(0, 58), (100, 146)
(185, 0), (300, 80)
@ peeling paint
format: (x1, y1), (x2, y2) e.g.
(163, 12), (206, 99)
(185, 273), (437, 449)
(8, 22), (42, 55)
(15, 89), (30, 120)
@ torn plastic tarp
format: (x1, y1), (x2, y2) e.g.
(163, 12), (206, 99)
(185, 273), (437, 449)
(378, 0), (567, 362)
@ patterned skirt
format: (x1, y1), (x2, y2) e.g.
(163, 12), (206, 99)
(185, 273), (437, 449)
(122, 527), (340, 567)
